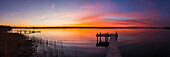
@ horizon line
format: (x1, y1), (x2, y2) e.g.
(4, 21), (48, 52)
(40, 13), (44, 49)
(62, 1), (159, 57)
(12, 26), (170, 29)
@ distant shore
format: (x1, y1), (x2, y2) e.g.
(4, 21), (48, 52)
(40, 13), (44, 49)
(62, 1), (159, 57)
(12, 27), (170, 29)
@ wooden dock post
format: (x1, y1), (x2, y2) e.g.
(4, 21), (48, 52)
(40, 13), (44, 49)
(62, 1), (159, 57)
(97, 33), (98, 43)
(32, 31), (35, 34)
(29, 31), (31, 34)
(24, 30), (26, 34)
(20, 31), (22, 33)
(105, 33), (107, 42)
(100, 32), (101, 42)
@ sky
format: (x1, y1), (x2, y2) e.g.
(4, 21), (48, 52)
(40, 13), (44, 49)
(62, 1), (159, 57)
(0, 0), (170, 27)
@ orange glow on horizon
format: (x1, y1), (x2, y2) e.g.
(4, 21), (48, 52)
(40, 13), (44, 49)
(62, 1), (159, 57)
(9, 25), (139, 27)
(10, 24), (98, 27)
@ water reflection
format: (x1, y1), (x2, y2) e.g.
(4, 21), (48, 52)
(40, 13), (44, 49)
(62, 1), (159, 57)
(29, 37), (77, 57)
(21, 29), (111, 57)
(4, 29), (170, 57)
(118, 29), (170, 57)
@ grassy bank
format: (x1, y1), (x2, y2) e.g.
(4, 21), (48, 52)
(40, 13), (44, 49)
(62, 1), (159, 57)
(0, 32), (37, 57)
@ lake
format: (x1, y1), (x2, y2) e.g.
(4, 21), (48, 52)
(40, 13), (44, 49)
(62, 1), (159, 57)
(12, 29), (170, 57)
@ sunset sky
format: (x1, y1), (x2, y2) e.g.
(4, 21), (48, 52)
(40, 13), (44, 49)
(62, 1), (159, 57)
(0, 0), (170, 27)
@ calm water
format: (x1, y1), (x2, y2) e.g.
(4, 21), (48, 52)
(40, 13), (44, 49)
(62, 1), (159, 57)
(13, 29), (170, 57)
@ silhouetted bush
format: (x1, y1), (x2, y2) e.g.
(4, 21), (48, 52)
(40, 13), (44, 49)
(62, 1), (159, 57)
(0, 25), (12, 32)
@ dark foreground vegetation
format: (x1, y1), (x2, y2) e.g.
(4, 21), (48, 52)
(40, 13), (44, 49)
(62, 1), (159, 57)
(0, 25), (76, 57)
(0, 25), (37, 57)
(0, 33), (37, 57)
(0, 25), (12, 32)
(0, 25), (36, 57)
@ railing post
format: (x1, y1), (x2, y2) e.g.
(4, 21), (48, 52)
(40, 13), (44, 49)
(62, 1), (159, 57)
(105, 33), (106, 42)
(20, 31), (22, 33)
(24, 30), (26, 34)
(97, 33), (98, 43)
(29, 31), (31, 34)
(100, 32), (101, 43)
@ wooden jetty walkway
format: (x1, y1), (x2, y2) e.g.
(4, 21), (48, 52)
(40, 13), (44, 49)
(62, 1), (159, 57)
(8, 30), (41, 34)
(96, 32), (122, 57)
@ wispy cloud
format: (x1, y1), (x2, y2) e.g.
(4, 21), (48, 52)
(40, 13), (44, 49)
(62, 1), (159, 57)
(70, 10), (159, 27)
(51, 4), (55, 9)
(23, 20), (30, 23)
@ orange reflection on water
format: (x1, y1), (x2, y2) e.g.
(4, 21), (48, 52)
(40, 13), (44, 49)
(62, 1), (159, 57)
(13, 29), (152, 47)
(13, 29), (117, 47)
(37, 29), (116, 42)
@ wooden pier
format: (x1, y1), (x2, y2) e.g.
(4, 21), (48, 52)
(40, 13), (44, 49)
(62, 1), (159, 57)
(96, 32), (122, 57)
(8, 30), (41, 34)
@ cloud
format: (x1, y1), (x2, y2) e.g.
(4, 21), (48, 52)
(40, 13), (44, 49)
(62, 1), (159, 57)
(23, 20), (30, 23)
(77, 15), (102, 21)
(41, 16), (45, 19)
(69, 11), (161, 27)
(51, 4), (55, 9)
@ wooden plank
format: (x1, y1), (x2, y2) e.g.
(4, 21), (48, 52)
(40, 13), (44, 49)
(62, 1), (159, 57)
(106, 35), (122, 57)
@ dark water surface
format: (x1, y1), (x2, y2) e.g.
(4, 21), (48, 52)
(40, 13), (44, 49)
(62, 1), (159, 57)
(118, 29), (170, 57)
(12, 29), (170, 57)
